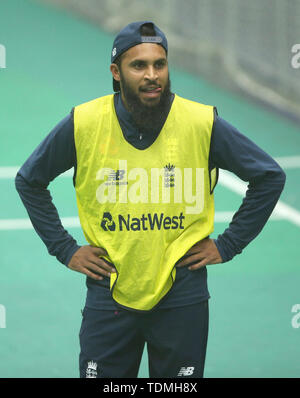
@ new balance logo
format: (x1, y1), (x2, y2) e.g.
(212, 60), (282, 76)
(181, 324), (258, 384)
(105, 169), (128, 186)
(177, 366), (195, 376)
(100, 212), (185, 232)
(108, 169), (125, 181)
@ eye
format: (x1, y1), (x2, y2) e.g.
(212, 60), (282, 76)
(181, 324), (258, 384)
(155, 60), (167, 69)
(132, 61), (146, 69)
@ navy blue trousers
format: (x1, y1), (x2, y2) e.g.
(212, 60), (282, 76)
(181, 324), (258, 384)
(79, 300), (209, 378)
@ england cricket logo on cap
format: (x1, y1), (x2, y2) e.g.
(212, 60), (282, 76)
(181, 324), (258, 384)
(86, 360), (97, 378)
(112, 47), (117, 57)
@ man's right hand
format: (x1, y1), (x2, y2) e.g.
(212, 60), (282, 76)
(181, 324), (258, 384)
(67, 245), (116, 280)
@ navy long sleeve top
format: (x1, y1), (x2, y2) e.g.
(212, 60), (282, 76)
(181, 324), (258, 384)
(15, 93), (286, 309)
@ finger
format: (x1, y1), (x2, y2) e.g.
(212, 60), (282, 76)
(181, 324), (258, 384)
(176, 252), (204, 268)
(89, 256), (117, 274)
(84, 268), (104, 280)
(178, 245), (203, 259)
(188, 259), (208, 271)
(72, 263), (104, 280)
(90, 246), (108, 256)
(87, 247), (116, 272)
(185, 245), (204, 255)
(84, 259), (115, 277)
(188, 256), (221, 271)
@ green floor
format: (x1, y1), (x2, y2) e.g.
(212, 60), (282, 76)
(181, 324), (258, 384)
(1, 0), (300, 378)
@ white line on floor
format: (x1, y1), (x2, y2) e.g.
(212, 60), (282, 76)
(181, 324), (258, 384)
(1, 158), (299, 229)
(0, 211), (287, 231)
(275, 155), (300, 169)
(0, 217), (80, 230)
(219, 170), (300, 227)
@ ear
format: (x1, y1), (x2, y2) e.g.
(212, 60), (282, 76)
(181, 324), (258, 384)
(110, 64), (121, 82)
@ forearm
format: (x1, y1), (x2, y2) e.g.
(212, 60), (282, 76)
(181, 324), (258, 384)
(15, 112), (80, 266)
(211, 115), (286, 262)
(15, 173), (80, 265)
(214, 172), (285, 262)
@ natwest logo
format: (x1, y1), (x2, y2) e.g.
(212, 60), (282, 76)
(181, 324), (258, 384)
(101, 212), (116, 231)
(100, 212), (185, 232)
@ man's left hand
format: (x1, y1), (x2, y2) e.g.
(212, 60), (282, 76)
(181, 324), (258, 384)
(176, 238), (222, 270)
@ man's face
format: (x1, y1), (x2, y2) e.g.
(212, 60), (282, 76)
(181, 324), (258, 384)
(111, 43), (169, 109)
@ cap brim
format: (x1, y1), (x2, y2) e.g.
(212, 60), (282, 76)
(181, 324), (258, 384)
(113, 78), (120, 92)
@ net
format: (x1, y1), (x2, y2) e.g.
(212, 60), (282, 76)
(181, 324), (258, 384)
(41, 0), (300, 122)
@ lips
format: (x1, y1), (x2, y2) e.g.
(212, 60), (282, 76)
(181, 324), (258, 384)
(140, 86), (161, 93)
(140, 86), (162, 99)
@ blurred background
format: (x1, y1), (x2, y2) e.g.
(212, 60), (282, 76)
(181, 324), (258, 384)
(0, 0), (300, 378)
(44, 0), (300, 122)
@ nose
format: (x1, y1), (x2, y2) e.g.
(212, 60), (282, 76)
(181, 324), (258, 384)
(144, 65), (158, 81)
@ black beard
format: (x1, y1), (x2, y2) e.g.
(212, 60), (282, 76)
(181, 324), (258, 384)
(120, 74), (172, 131)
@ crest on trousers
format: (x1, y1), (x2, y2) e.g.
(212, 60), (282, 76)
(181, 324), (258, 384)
(86, 360), (97, 378)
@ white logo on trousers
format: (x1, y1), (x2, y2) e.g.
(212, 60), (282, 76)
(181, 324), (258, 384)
(86, 360), (97, 378)
(177, 366), (195, 376)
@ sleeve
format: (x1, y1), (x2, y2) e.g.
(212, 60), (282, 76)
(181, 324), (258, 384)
(15, 111), (81, 266)
(210, 114), (286, 262)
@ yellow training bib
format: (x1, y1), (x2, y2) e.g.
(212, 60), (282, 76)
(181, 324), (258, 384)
(74, 94), (216, 311)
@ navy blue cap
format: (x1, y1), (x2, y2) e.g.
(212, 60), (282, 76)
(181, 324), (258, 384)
(111, 21), (168, 92)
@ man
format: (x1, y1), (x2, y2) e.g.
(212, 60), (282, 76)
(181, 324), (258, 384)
(15, 21), (285, 378)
